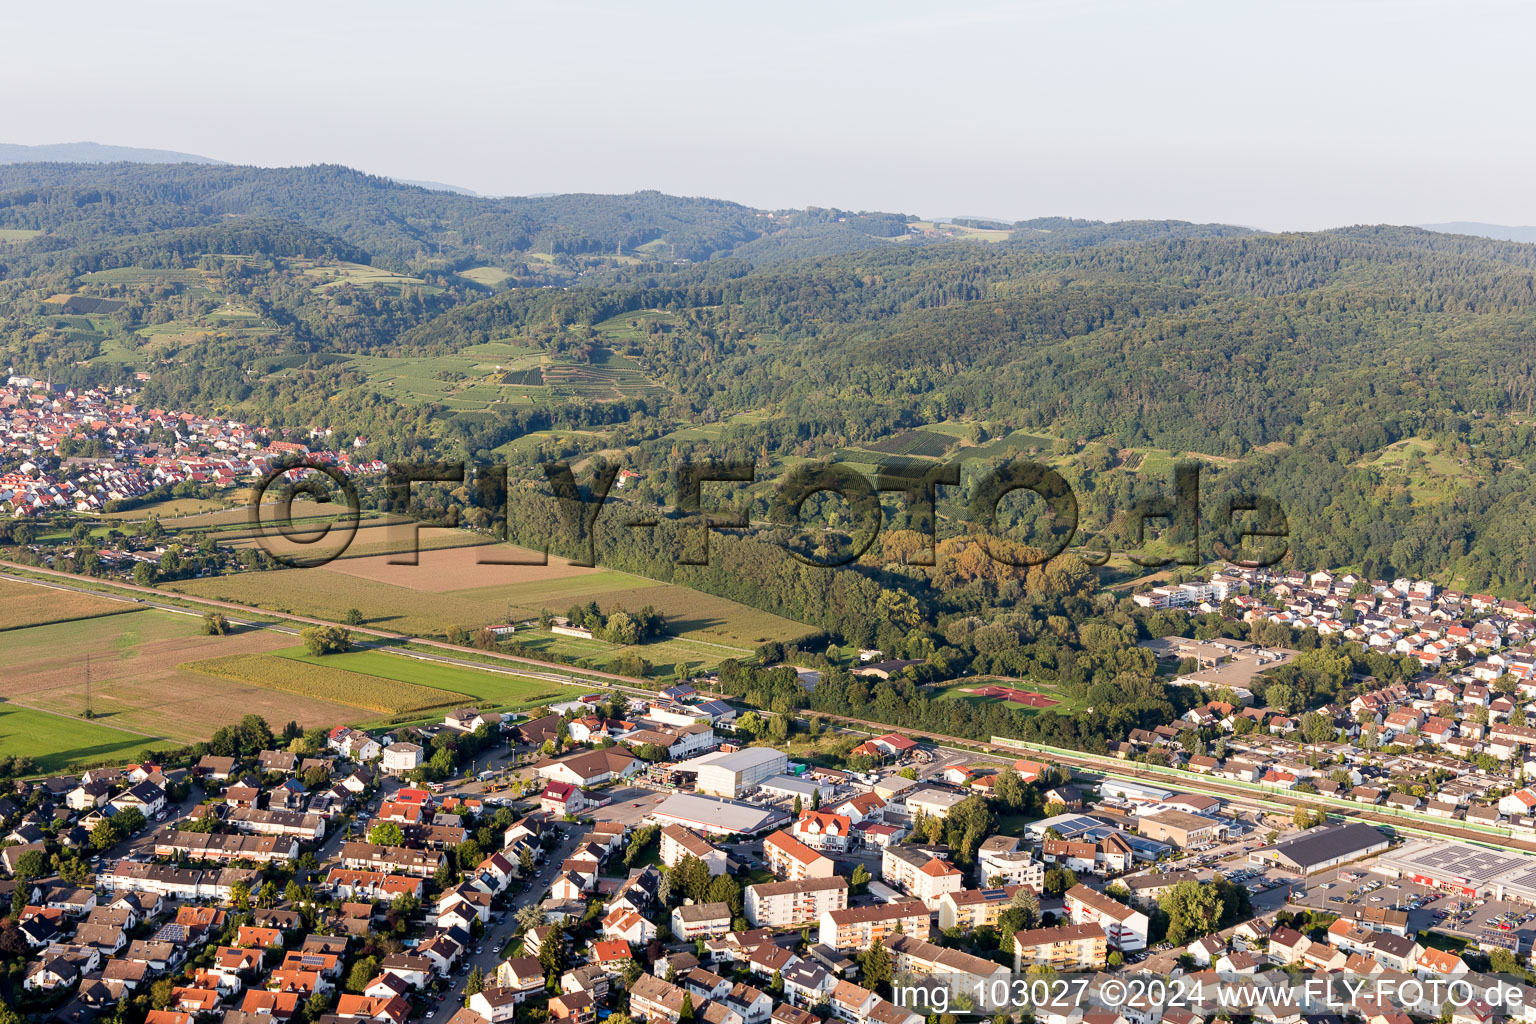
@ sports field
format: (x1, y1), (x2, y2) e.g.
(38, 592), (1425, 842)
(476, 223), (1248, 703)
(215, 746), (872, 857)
(926, 676), (1083, 714)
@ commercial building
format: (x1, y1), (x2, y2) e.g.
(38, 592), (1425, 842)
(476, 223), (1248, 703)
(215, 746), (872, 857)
(1248, 823), (1390, 874)
(1099, 780), (1174, 805)
(1373, 839), (1536, 902)
(903, 786), (967, 820)
(1136, 809), (1227, 849)
(649, 794), (786, 837)
(818, 900), (932, 951)
(745, 876), (849, 929)
(1012, 923), (1107, 971)
(680, 748), (788, 798)
(535, 749), (644, 788)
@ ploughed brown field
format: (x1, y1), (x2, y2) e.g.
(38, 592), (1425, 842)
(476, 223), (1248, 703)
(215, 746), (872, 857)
(317, 530), (598, 593)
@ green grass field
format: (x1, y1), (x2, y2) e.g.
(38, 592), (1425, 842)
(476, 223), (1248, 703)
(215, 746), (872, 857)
(0, 704), (171, 773)
(0, 228), (42, 242)
(1358, 436), (1481, 500)
(297, 259), (441, 294)
(459, 266), (512, 287)
(271, 646), (576, 709)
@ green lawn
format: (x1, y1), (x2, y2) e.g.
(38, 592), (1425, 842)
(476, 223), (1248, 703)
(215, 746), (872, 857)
(272, 646), (578, 709)
(0, 703), (172, 773)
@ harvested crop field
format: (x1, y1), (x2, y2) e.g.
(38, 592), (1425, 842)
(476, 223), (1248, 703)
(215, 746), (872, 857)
(317, 533), (598, 592)
(222, 523), (484, 563)
(182, 653), (466, 714)
(168, 562), (814, 649)
(0, 577), (145, 631)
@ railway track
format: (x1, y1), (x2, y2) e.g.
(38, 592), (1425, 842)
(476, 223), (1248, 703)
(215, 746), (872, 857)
(799, 709), (1536, 855)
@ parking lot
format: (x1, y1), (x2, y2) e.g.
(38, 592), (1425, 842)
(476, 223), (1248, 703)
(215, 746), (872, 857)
(1290, 863), (1445, 929)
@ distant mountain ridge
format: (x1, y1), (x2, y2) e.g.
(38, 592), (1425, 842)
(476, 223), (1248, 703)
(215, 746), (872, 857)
(1420, 221), (1536, 244)
(0, 142), (223, 165)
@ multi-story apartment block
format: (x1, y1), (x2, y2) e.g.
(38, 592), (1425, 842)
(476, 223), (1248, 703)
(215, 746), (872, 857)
(818, 900), (932, 951)
(744, 876), (849, 929)
(1012, 923), (1107, 971)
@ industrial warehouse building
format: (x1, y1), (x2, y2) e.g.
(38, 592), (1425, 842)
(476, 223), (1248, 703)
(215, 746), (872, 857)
(648, 793), (787, 837)
(1373, 839), (1536, 902)
(1248, 823), (1390, 874)
(680, 747), (788, 798)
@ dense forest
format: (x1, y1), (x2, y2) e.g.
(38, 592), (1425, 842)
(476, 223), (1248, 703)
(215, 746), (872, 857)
(6, 161), (1536, 600)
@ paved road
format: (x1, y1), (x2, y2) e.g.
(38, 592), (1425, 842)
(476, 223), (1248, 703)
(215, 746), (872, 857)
(424, 823), (581, 1020)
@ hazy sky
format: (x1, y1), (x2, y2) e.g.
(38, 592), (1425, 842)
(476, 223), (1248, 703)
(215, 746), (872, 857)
(5, 0), (1532, 230)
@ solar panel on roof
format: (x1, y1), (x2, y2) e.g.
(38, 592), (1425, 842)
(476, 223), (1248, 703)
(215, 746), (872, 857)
(980, 888), (1008, 899)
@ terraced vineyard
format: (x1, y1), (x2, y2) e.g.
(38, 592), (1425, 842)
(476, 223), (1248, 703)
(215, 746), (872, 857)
(541, 349), (666, 399)
(864, 429), (955, 458)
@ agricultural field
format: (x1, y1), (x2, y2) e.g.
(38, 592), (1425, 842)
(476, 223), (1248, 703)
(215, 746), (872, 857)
(77, 266), (212, 290)
(539, 348), (666, 400)
(0, 228), (42, 242)
(314, 342), (541, 407)
(304, 535), (599, 592)
(0, 704), (173, 775)
(0, 578), (145, 631)
(181, 652), (465, 715)
(221, 523), (489, 563)
(862, 429), (955, 458)
(294, 258), (442, 295)
(0, 609), (359, 746)
(270, 647), (575, 710)
(98, 497), (231, 520)
(505, 627), (750, 673)
(165, 543), (815, 651)
(960, 428), (1060, 460)
(458, 266), (512, 287)
(909, 220), (1014, 243)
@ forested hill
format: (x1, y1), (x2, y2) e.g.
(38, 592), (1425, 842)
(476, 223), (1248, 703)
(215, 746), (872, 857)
(0, 142), (224, 164)
(0, 162), (924, 268)
(8, 165), (1536, 592)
